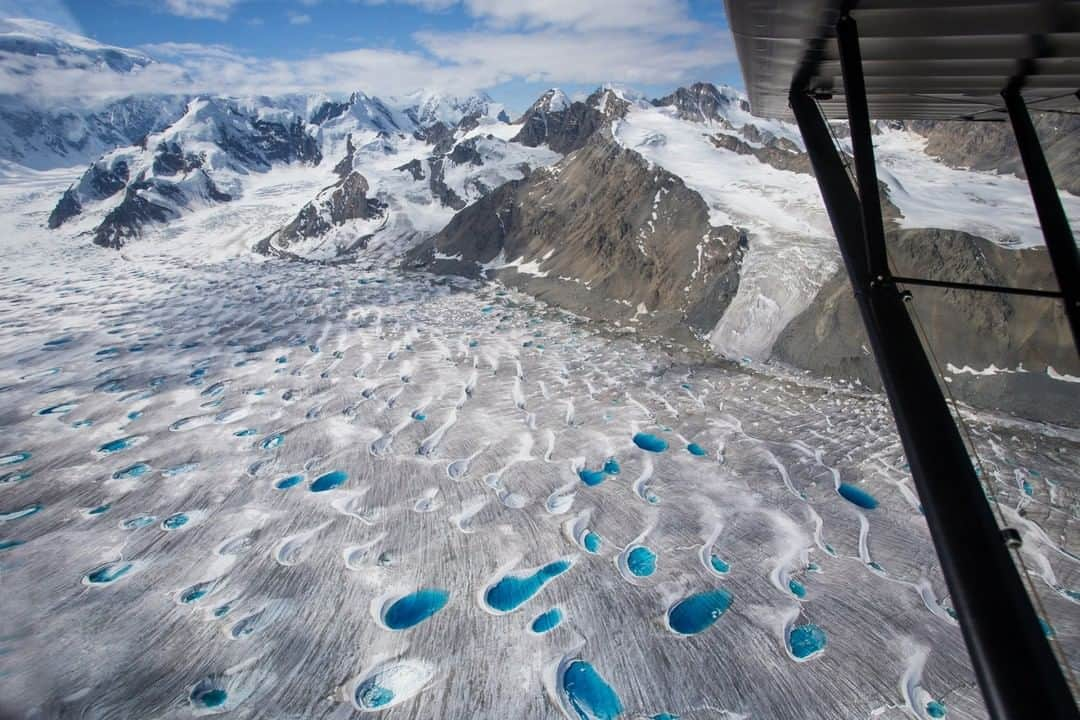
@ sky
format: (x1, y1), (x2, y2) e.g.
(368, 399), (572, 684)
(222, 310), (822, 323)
(0, 0), (742, 112)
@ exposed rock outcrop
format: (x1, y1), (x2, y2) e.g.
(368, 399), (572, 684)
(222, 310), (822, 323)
(48, 97), (322, 247)
(94, 170), (231, 249)
(47, 156), (130, 228)
(257, 171), (386, 257)
(653, 82), (751, 122)
(395, 158), (424, 181)
(708, 133), (812, 175)
(407, 129), (745, 346)
(512, 88), (628, 155)
(771, 228), (1080, 424)
(906, 114), (1080, 195)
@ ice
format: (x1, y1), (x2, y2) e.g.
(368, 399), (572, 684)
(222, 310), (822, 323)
(0, 164), (1076, 719)
(869, 128), (1080, 249)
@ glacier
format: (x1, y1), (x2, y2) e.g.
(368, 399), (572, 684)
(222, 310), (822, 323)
(1, 20), (1078, 719)
(0, 161), (1078, 719)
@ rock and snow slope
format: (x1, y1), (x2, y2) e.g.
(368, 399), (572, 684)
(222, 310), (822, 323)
(7, 22), (1078, 421)
(1, 24), (1079, 720)
(408, 90), (746, 347)
(48, 97), (322, 248)
(1, 161), (1078, 719)
(0, 19), (188, 169)
(42, 83), (558, 261)
(256, 95), (559, 261)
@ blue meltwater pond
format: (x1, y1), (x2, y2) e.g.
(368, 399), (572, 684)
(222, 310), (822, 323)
(627, 546), (657, 577)
(112, 463), (149, 480)
(837, 483), (878, 509)
(578, 468), (606, 486)
(531, 608), (563, 633)
(275, 474), (303, 490)
(383, 589), (450, 630)
(84, 561), (133, 585)
(788, 624), (827, 659)
(562, 660), (623, 720)
(97, 437), (137, 454)
(309, 470), (347, 492)
(162, 513), (189, 530)
(667, 589), (733, 635)
(583, 532), (602, 554)
(485, 559), (572, 612)
(632, 433), (668, 452)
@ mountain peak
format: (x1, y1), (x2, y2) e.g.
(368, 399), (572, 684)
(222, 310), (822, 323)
(652, 83), (751, 124)
(396, 90), (492, 129)
(0, 18), (154, 73)
(522, 88), (571, 116)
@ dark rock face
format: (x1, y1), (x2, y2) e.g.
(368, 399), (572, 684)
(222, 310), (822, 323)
(92, 170), (231, 248)
(408, 130), (744, 346)
(708, 133), (812, 175)
(771, 228), (1080, 424)
(89, 159), (131, 196)
(905, 114), (1080, 195)
(94, 179), (179, 249)
(257, 171), (387, 256)
(151, 142), (203, 176)
(448, 138), (483, 167)
(426, 157), (466, 211)
(511, 90), (610, 155)
(233, 116), (322, 169)
(395, 158), (425, 181)
(47, 189), (82, 229)
(414, 121), (455, 155)
(48, 157), (130, 228)
(315, 172), (384, 230)
(457, 111), (483, 135)
(653, 82), (750, 122)
(333, 135), (356, 179)
(310, 99), (351, 125)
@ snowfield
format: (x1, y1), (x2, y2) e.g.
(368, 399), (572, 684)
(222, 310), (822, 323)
(0, 164), (1077, 720)
(870, 127), (1080, 249)
(1, 23), (1078, 713)
(614, 103), (838, 360)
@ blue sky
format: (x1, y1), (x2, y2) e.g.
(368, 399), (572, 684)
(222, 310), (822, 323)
(0, 0), (741, 111)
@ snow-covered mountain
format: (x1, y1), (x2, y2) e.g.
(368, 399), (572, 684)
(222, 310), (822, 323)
(39, 85), (558, 257)
(47, 97), (322, 247)
(5, 19), (1080, 720)
(0, 19), (188, 168)
(410, 81), (1080, 422)
(4, 22), (1077, 421)
(0, 18), (153, 74)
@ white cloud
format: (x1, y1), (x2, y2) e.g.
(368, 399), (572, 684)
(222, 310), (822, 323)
(415, 28), (733, 86)
(287, 12), (312, 25)
(162, 0), (240, 21)
(0, 52), (190, 100)
(463, 0), (700, 33)
(0, 5), (736, 104)
(142, 41), (245, 63)
(365, 0), (700, 33)
(362, 0), (458, 10)
(0, 0), (82, 31)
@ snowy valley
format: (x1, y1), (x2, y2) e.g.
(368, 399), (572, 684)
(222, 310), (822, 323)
(1, 17), (1078, 720)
